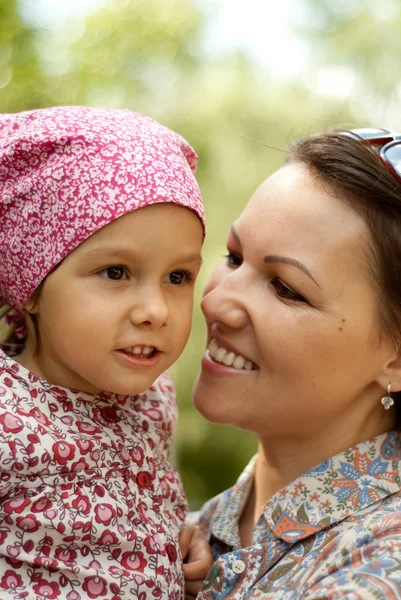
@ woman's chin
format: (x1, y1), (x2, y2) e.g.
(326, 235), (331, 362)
(192, 376), (233, 424)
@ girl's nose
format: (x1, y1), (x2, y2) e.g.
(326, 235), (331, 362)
(129, 286), (168, 329)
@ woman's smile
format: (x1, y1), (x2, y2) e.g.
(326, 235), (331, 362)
(206, 337), (258, 371)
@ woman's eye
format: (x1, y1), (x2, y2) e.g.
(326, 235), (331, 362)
(224, 252), (242, 267)
(98, 266), (128, 281)
(272, 278), (306, 303)
(165, 270), (192, 285)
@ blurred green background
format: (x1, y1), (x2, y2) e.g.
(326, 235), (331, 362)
(2, 0), (401, 508)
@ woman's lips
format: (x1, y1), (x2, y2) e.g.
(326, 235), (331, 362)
(207, 338), (258, 370)
(201, 351), (253, 375)
(202, 337), (259, 376)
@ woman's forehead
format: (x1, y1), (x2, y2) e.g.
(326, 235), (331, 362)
(235, 164), (371, 282)
(241, 164), (366, 242)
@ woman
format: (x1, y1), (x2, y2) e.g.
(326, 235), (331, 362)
(191, 129), (401, 598)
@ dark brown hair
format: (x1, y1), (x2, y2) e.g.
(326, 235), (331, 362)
(287, 130), (401, 426)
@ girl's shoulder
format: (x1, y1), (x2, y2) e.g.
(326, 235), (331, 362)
(146, 372), (176, 402)
(123, 372), (179, 444)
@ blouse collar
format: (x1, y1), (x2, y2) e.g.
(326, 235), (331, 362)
(211, 431), (401, 547)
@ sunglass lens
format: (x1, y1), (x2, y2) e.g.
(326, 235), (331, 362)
(347, 128), (393, 144)
(383, 143), (401, 179)
(351, 128), (391, 139)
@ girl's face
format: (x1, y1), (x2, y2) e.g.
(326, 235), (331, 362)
(193, 164), (396, 443)
(22, 203), (203, 395)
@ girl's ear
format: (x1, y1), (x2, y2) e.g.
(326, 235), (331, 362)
(25, 298), (39, 314)
(25, 285), (42, 315)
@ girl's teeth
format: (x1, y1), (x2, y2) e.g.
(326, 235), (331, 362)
(125, 346), (155, 356)
(207, 340), (257, 370)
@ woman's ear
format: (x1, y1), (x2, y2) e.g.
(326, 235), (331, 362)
(376, 347), (401, 393)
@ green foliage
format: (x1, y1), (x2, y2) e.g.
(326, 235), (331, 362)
(0, 0), (399, 507)
(0, 0), (45, 110)
(296, 0), (401, 95)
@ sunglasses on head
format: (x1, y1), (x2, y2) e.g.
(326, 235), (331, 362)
(341, 128), (401, 185)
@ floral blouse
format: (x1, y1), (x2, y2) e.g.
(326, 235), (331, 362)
(197, 431), (401, 599)
(0, 350), (187, 600)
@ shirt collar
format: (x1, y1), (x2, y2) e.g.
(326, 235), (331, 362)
(210, 455), (256, 547)
(211, 431), (401, 547)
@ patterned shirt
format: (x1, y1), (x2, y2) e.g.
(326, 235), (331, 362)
(197, 431), (401, 599)
(0, 350), (187, 600)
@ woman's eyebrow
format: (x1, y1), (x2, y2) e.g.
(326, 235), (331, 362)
(230, 225), (320, 288)
(264, 255), (321, 288)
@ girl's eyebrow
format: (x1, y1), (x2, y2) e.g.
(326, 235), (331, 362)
(83, 248), (137, 260)
(84, 247), (203, 264)
(230, 224), (320, 289)
(173, 252), (203, 265)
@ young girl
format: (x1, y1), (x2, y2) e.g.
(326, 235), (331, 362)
(0, 106), (206, 599)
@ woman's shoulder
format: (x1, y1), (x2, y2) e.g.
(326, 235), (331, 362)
(351, 488), (401, 533)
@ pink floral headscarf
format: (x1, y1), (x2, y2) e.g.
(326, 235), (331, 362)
(0, 106), (205, 310)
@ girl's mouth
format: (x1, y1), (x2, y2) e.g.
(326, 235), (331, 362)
(120, 345), (157, 358)
(115, 346), (161, 367)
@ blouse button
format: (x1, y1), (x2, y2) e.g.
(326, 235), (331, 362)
(232, 559), (246, 574)
(165, 543), (178, 563)
(137, 471), (154, 488)
(100, 405), (119, 422)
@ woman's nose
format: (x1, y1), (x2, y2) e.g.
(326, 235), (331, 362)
(201, 271), (249, 330)
(129, 286), (168, 329)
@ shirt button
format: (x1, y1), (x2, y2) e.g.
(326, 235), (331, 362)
(232, 559), (245, 574)
(137, 471), (154, 488)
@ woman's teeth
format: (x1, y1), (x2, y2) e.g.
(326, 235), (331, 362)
(123, 346), (156, 357)
(207, 339), (257, 370)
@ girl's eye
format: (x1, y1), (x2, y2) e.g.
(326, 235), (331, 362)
(164, 270), (192, 285)
(224, 252), (242, 267)
(98, 266), (128, 280)
(272, 277), (306, 303)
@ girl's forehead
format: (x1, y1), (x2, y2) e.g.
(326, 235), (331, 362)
(78, 203), (203, 249)
(57, 203), (204, 275)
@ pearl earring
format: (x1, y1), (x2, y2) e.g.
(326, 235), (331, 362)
(381, 383), (394, 411)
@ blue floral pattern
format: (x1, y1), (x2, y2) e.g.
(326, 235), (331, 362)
(197, 432), (401, 599)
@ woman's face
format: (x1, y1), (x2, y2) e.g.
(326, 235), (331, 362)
(193, 163), (395, 440)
